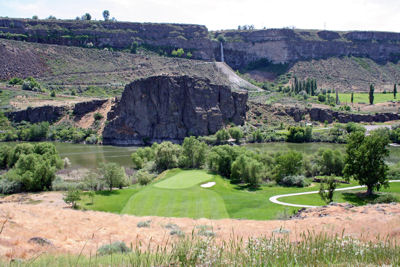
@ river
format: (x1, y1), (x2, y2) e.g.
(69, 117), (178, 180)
(3, 142), (400, 169)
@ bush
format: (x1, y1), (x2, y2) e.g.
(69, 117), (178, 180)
(94, 112), (103, 121)
(287, 126), (312, 143)
(279, 175), (310, 187)
(318, 94), (326, 102)
(136, 170), (152, 185)
(373, 193), (398, 204)
(228, 127), (243, 143)
(97, 241), (131, 255)
(50, 91), (56, 97)
(0, 178), (23, 194)
(137, 220), (151, 228)
(8, 77), (24, 85)
(216, 129), (230, 143)
(63, 189), (81, 209)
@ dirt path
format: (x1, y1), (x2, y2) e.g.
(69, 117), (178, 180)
(0, 192), (399, 259)
(270, 180), (400, 208)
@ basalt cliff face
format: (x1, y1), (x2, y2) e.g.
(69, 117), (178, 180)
(102, 75), (248, 145)
(1, 18), (400, 69)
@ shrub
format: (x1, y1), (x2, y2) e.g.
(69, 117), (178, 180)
(373, 193), (398, 204)
(8, 77), (24, 85)
(97, 241), (131, 255)
(216, 129), (230, 143)
(136, 170), (152, 185)
(319, 176), (338, 204)
(94, 112), (103, 120)
(0, 178), (23, 194)
(279, 175), (310, 187)
(50, 91), (56, 97)
(228, 127), (243, 143)
(63, 189), (81, 209)
(85, 134), (98, 144)
(316, 148), (344, 176)
(287, 126), (312, 143)
(170, 229), (185, 237)
(137, 220), (151, 228)
(318, 94), (326, 102)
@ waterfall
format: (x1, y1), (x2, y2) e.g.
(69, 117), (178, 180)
(220, 42), (224, 62)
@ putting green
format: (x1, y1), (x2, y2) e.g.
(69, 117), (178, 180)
(154, 170), (214, 189)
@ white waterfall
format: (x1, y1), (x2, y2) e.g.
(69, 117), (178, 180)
(220, 42), (224, 62)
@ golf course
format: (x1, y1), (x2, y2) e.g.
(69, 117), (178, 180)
(79, 169), (400, 220)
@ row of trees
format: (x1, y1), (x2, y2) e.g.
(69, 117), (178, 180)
(33, 10), (113, 22)
(291, 77), (318, 96)
(131, 130), (390, 193)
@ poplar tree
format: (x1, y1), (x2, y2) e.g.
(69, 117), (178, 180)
(394, 84), (397, 99)
(369, 84), (374, 105)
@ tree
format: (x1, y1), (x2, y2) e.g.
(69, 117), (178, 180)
(231, 155), (263, 187)
(351, 92), (354, 104)
(32, 15), (38, 20)
(228, 127), (243, 143)
(102, 10), (110, 21)
(154, 142), (182, 171)
(316, 148), (344, 176)
(274, 151), (303, 181)
(394, 84), (397, 99)
(100, 163), (126, 191)
(180, 137), (208, 169)
(343, 131), (390, 195)
(88, 191), (95, 205)
(335, 88), (339, 105)
(207, 145), (240, 177)
(319, 177), (338, 204)
(369, 84), (374, 105)
(216, 129), (229, 144)
(63, 189), (81, 209)
(81, 13), (91, 20)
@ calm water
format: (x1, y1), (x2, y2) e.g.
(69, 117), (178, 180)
(3, 142), (400, 169)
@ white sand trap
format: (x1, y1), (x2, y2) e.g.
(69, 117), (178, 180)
(201, 182), (216, 188)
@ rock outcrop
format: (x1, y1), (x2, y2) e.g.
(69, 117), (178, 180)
(283, 106), (400, 123)
(6, 105), (68, 123)
(102, 75), (248, 145)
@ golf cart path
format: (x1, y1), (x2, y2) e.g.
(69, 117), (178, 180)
(269, 180), (400, 208)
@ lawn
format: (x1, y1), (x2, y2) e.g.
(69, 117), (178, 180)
(279, 182), (400, 206)
(336, 92), (397, 104)
(79, 169), (400, 220)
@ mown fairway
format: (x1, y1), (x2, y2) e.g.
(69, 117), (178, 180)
(80, 169), (400, 220)
(337, 92), (397, 104)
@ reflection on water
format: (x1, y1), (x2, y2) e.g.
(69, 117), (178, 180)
(3, 142), (400, 169)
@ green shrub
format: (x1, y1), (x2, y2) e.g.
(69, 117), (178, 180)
(137, 220), (151, 228)
(50, 91), (56, 97)
(318, 94), (326, 102)
(373, 193), (398, 204)
(279, 175), (310, 187)
(0, 178), (23, 194)
(97, 241), (131, 255)
(63, 189), (81, 209)
(8, 77), (24, 85)
(93, 112), (103, 120)
(136, 170), (152, 185)
(274, 150), (303, 181)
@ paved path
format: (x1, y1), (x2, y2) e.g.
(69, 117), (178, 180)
(269, 180), (400, 208)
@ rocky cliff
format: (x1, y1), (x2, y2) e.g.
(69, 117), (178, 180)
(1, 18), (400, 71)
(102, 75), (248, 145)
(0, 18), (214, 60)
(216, 29), (400, 69)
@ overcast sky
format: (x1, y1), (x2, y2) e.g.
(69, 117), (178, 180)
(0, 0), (399, 32)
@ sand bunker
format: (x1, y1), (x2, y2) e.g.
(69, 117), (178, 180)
(201, 182), (216, 188)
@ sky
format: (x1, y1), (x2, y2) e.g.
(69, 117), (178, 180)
(0, 0), (399, 32)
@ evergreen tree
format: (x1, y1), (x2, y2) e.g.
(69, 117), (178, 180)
(369, 84), (374, 105)
(394, 84), (397, 99)
(335, 89), (340, 105)
(351, 92), (354, 104)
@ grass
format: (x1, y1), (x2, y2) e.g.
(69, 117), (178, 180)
(80, 169), (400, 220)
(2, 233), (399, 266)
(280, 182), (400, 206)
(336, 92), (397, 105)
(154, 169), (214, 189)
